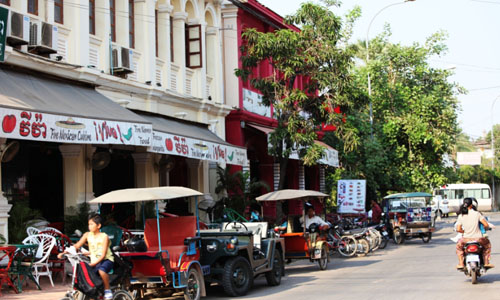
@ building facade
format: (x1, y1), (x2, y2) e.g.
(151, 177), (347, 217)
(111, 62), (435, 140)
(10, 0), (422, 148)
(0, 0), (245, 240)
(221, 0), (339, 220)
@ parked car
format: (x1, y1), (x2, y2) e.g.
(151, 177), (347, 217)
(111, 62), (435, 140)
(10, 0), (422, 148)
(199, 221), (285, 297)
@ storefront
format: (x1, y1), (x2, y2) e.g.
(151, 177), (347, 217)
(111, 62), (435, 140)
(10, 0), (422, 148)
(0, 66), (153, 240)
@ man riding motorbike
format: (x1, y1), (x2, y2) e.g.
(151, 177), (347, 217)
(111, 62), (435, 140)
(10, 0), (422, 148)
(455, 198), (494, 270)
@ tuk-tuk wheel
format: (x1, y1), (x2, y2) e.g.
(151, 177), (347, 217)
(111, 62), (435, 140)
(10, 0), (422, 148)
(393, 228), (405, 245)
(184, 268), (202, 300)
(421, 233), (432, 243)
(318, 245), (329, 270)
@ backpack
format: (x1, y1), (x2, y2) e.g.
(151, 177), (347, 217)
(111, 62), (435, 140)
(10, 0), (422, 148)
(75, 261), (103, 297)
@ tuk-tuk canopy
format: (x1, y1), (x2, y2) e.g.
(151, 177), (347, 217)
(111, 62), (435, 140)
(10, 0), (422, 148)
(384, 192), (432, 199)
(256, 189), (328, 202)
(89, 186), (203, 204)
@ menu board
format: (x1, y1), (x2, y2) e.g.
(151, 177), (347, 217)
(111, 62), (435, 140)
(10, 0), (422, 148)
(337, 180), (366, 214)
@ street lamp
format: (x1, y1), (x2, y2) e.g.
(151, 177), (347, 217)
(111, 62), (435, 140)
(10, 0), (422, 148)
(366, 0), (416, 138)
(490, 95), (500, 211)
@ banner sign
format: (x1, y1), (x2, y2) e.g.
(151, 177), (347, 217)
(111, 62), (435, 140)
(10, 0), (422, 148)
(0, 107), (153, 146)
(0, 6), (8, 62)
(149, 131), (248, 166)
(337, 179), (366, 214)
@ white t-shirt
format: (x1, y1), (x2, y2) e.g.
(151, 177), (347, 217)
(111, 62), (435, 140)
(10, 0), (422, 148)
(300, 215), (328, 229)
(456, 210), (485, 239)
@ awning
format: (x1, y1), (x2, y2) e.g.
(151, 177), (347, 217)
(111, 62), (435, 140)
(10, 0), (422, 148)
(0, 67), (152, 146)
(246, 122), (339, 167)
(141, 114), (248, 167)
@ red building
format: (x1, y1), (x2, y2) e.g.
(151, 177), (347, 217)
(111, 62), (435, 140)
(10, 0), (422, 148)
(221, 0), (339, 220)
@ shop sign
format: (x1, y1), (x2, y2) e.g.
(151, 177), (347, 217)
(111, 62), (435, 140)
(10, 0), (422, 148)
(0, 107), (153, 146)
(0, 6), (8, 62)
(243, 88), (271, 118)
(270, 138), (339, 167)
(150, 131), (248, 166)
(337, 179), (366, 214)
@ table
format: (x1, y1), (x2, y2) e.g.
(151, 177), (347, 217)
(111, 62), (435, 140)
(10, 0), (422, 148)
(8, 244), (41, 292)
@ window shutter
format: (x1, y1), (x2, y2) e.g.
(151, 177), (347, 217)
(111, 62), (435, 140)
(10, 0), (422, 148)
(185, 24), (202, 68)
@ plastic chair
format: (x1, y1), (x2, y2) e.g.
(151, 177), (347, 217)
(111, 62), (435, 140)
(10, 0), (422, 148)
(26, 226), (41, 236)
(40, 230), (72, 284)
(22, 234), (56, 287)
(0, 246), (18, 295)
(42, 227), (62, 234)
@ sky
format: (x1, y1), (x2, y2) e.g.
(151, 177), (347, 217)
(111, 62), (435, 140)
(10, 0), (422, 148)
(258, 0), (500, 141)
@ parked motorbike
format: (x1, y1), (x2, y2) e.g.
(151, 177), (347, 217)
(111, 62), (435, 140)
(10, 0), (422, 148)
(460, 241), (489, 284)
(373, 223), (389, 249)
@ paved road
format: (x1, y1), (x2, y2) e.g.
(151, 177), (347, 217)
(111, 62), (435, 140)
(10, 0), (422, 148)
(205, 214), (500, 300)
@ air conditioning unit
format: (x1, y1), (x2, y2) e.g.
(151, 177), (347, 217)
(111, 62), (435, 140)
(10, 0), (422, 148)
(28, 20), (58, 55)
(111, 45), (133, 75)
(6, 11), (30, 46)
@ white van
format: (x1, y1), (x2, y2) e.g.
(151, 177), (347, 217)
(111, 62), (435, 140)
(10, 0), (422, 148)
(431, 195), (450, 218)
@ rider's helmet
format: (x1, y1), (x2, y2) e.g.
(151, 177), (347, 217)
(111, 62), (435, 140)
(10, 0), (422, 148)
(125, 236), (147, 252)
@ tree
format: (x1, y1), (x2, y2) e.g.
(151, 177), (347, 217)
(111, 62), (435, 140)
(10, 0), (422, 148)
(235, 2), (360, 190)
(326, 28), (463, 200)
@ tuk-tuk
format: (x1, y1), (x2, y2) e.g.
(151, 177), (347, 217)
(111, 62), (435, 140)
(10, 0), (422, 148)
(256, 189), (330, 270)
(382, 192), (434, 244)
(89, 187), (207, 300)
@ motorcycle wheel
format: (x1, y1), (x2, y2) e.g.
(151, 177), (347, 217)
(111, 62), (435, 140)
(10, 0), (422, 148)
(356, 238), (370, 257)
(422, 233), (432, 243)
(113, 290), (134, 300)
(393, 228), (405, 245)
(318, 245), (328, 270)
(379, 237), (389, 249)
(471, 270), (478, 284)
(339, 236), (358, 257)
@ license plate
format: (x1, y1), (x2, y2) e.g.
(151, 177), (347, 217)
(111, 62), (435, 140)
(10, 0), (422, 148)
(466, 255), (480, 263)
(313, 249), (321, 259)
(382, 232), (388, 236)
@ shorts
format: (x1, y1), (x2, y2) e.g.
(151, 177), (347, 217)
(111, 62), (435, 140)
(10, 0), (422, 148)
(93, 259), (113, 274)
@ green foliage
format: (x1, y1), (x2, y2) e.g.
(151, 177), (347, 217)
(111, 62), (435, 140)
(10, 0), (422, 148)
(215, 166), (270, 217)
(236, 2), (358, 189)
(456, 132), (476, 152)
(325, 28), (462, 200)
(8, 201), (43, 244)
(64, 202), (91, 236)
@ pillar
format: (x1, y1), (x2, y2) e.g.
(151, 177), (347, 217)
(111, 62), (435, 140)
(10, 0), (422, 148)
(59, 144), (95, 215)
(172, 12), (188, 93)
(0, 139), (12, 242)
(298, 163), (305, 190)
(273, 163), (280, 191)
(319, 166), (326, 193)
(221, 4), (239, 107)
(132, 152), (160, 215)
(187, 159), (209, 219)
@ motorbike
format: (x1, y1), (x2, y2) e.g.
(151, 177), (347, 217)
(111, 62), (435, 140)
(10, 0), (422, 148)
(373, 223), (389, 249)
(460, 241), (489, 284)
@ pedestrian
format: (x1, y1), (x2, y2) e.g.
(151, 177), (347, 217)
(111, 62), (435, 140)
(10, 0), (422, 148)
(369, 199), (382, 226)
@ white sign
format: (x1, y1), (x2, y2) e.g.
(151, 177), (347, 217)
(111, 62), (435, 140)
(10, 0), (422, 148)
(0, 107), (152, 146)
(457, 152), (482, 166)
(337, 179), (366, 214)
(243, 88), (271, 118)
(149, 131), (248, 166)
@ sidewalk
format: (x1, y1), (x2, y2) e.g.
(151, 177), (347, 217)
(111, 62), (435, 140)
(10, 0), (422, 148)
(1, 277), (70, 300)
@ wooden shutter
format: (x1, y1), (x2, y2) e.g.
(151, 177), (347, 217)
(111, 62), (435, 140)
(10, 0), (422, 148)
(185, 24), (202, 68)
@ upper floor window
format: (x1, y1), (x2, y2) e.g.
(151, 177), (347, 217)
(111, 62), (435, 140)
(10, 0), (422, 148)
(28, 0), (37, 15)
(54, 0), (63, 24)
(110, 0), (116, 42)
(128, 0), (134, 48)
(89, 0), (95, 34)
(185, 24), (202, 68)
(0, 0), (10, 6)
(170, 17), (174, 62)
(155, 10), (158, 57)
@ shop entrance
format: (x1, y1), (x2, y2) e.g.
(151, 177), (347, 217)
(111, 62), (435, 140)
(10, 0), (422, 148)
(2, 140), (64, 222)
(93, 148), (135, 228)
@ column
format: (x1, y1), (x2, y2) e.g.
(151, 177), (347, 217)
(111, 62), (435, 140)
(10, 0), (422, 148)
(205, 25), (217, 101)
(0, 139), (12, 241)
(59, 144), (95, 214)
(64, 0), (89, 66)
(172, 12), (188, 94)
(186, 159), (210, 216)
(221, 4), (239, 107)
(134, 0), (156, 83)
(132, 152), (160, 213)
(158, 4), (173, 87)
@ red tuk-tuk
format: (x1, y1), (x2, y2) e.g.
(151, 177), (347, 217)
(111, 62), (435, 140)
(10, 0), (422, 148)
(90, 187), (207, 300)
